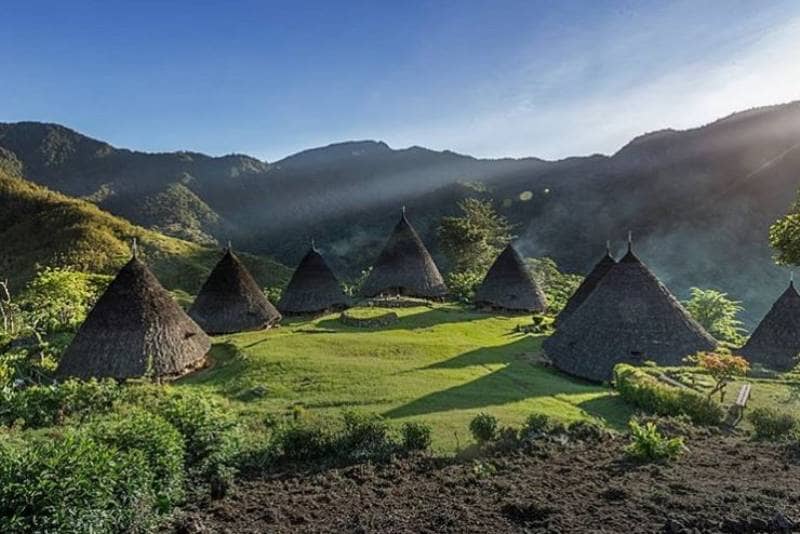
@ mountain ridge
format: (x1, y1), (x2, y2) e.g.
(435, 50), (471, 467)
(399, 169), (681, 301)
(4, 101), (800, 324)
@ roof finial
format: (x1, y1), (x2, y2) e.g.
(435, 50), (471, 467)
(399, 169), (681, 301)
(791, 271), (795, 287)
(227, 240), (232, 252)
(606, 240), (611, 254)
(401, 205), (406, 215)
(311, 237), (316, 250)
(627, 230), (633, 252)
(132, 237), (138, 259)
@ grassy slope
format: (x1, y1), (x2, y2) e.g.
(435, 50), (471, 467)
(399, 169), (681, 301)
(180, 304), (632, 452)
(0, 168), (290, 292)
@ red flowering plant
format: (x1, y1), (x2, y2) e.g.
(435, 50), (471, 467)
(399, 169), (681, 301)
(685, 351), (749, 403)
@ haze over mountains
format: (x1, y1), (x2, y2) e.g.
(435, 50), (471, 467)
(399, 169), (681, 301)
(3, 101), (800, 325)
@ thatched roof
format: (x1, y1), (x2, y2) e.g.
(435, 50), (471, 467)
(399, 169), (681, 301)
(189, 248), (280, 334)
(474, 244), (547, 312)
(278, 246), (351, 314)
(556, 248), (616, 327)
(739, 281), (800, 371)
(57, 256), (211, 380)
(543, 247), (717, 382)
(361, 211), (447, 298)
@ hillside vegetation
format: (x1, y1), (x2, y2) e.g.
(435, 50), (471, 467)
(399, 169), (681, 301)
(4, 103), (800, 324)
(0, 166), (289, 292)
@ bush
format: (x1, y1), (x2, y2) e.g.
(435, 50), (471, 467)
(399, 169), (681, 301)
(526, 257), (584, 314)
(90, 409), (186, 510)
(401, 422), (432, 451)
(566, 420), (611, 441)
(445, 270), (483, 303)
(469, 413), (499, 444)
(624, 420), (686, 462)
(273, 419), (337, 462)
(272, 412), (407, 464)
(748, 407), (798, 441)
(0, 378), (122, 428)
(614, 364), (725, 426)
(0, 431), (157, 532)
(263, 285), (284, 305)
(340, 411), (395, 459)
(522, 413), (566, 436)
(142, 393), (240, 497)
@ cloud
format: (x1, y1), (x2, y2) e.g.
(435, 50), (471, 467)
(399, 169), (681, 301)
(382, 14), (800, 160)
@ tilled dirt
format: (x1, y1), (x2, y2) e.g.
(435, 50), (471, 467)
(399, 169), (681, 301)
(175, 435), (800, 533)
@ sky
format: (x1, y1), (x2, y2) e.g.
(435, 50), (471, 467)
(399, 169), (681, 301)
(2, 0), (800, 161)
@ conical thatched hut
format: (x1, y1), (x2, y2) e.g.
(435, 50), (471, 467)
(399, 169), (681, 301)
(57, 256), (211, 380)
(189, 247), (280, 334)
(474, 244), (547, 312)
(556, 247), (616, 327)
(739, 281), (800, 371)
(543, 246), (716, 382)
(278, 246), (351, 315)
(361, 210), (447, 299)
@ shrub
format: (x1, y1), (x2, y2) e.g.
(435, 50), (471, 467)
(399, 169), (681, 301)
(143, 393), (240, 496)
(0, 431), (157, 533)
(90, 409), (186, 510)
(614, 364), (725, 426)
(567, 420), (611, 441)
(526, 257), (584, 314)
(469, 413), (499, 444)
(748, 407), (798, 441)
(263, 285), (283, 305)
(340, 411), (395, 459)
(522, 413), (566, 436)
(401, 422), (432, 451)
(0, 378), (122, 428)
(273, 419), (337, 462)
(445, 270), (483, 303)
(273, 412), (406, 463)
(624, 420), (686, 462)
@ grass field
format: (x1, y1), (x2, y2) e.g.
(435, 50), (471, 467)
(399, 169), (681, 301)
(178, 303), (633, 452)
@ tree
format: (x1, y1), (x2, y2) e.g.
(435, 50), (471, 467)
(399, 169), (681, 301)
(438, 198), (513, 275)
(770, 191), (800, 265)
(686, 351), (749, 403)
(18, 267), (109, 333)
(526, 257), (583, 314)
(682, 287), (746, 345)
(0, 279), (18, 336)
(438, 198), (514, 302)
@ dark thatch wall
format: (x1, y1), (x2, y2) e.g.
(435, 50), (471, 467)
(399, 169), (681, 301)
(57, 257), (210, 380)
(739, 282), (800, 371)
(361, 213), (447, 298)
(543, 249), (717, 382)
(189, 249), (281, 334)
(556, 251), (616, 327)
(278, 247), (351, 314)
(474, 244), (546, 312)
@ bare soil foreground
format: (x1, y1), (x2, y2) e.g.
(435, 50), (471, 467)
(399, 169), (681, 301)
(175, 434), (800, 534)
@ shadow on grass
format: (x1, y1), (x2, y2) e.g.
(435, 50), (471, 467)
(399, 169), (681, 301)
(315, 307), (490, 332)
(577, 395), (632, 431)
(179, 342), (248, 386)
(384, 336), (630, 426)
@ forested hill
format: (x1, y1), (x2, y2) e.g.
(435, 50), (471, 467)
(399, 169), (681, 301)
(0, 152), (290, 293)
(3, 101), (800, 323)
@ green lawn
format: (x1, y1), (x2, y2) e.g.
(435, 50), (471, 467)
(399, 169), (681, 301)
(178, 303), (632, 452)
